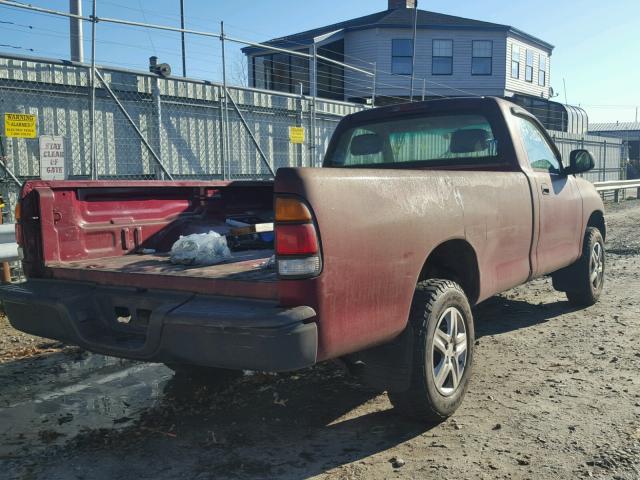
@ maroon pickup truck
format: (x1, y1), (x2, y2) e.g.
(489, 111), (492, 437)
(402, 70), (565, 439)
(0, 97), (606, 421)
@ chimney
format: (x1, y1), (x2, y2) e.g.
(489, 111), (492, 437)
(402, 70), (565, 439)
(388, 0), (416, 9)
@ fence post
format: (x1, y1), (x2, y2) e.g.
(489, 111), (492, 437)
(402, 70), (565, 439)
(297, 82), (303, 167)
(310, 44), (318, 167)
(602, 140), (607, 182)
(220, 21), (230, 179)
(218, 93), (226, 179)
(89, 0), (97, 179)
(152, 77), (164, 179)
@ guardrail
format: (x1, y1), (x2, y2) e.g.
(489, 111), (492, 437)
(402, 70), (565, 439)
(0, 224), (18, 262)
(0, 223), (18, 283)
(593, 179), (640, 202)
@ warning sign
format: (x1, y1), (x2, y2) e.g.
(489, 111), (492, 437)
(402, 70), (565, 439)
(39, 135), (66, 180)
(4, 113), (37, 138)
(289, 126), (305, 144)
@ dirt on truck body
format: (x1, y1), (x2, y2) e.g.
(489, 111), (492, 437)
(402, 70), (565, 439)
(1, 97), (607, 421)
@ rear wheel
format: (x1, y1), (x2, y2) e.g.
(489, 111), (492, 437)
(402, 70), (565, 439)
(388, 279), (474, 422)
(564, 227), (605, 307)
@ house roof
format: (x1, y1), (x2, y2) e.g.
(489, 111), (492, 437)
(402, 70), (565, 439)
(589, 122), (640, 133)
(241, 8), (554, 55)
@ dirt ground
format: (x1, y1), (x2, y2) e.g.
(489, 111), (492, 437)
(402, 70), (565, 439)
(1, 200), (639, 480)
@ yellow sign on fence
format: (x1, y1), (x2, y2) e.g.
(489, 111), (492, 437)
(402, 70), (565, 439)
(289, 126), (305, 144)
(4, 113), (37, 138)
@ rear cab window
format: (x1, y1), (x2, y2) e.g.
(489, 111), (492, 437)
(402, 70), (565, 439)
(326, 113), (500, 168)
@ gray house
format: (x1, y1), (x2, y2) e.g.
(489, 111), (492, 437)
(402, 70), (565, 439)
(242, 0), (587, 133)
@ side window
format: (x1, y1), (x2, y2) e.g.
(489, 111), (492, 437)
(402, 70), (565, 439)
(517, 117), (560, 173)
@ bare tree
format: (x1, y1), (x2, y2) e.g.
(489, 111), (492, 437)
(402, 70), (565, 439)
(229, 52), (248, 87)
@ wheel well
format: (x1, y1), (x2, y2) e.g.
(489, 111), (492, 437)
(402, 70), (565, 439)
(587, 211), (606, 241)
(418, 239), (480, 304)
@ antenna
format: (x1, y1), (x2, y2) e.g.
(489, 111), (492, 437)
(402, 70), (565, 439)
(562, 78), (568, 105)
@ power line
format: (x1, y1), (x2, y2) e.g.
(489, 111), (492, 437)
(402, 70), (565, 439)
(0, 43), (33, 52)
(0, 19), (32, 28)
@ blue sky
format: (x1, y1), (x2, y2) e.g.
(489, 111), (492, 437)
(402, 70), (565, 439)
(1, 0), (638, 123)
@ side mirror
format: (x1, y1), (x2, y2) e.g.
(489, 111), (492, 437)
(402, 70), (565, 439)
(566, 149), (595, 175)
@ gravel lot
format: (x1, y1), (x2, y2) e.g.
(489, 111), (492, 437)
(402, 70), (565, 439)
(1, 200), (639, 480)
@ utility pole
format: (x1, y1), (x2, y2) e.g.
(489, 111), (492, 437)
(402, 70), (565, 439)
(409, 0), (418, 102)
(69, 0), (84, 62)
(180, 0), (186, 77)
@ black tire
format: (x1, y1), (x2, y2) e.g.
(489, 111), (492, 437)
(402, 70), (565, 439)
(164, 364), (243, 383)
(565, 227), (605, 307)
(388, 279), (474, 422)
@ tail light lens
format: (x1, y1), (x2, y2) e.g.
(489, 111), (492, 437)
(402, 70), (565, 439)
(276, 224), (318, 255)
(275, 197), (312, 222)
(275, 197), (321, 278)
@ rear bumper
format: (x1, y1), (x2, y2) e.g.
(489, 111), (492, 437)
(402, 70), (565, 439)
(0, 280), (317, 372)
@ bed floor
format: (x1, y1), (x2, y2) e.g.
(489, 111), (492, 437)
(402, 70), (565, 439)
(48, 250), (276, 283)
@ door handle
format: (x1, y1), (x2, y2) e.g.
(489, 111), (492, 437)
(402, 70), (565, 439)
(541, 184), (550, 195)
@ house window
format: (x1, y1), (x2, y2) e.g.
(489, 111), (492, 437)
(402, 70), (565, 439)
(511, 44), (520, 79)
(251, 51), (310, 94)
(472, 40), (492, 75)
(432, 39), (453, 75)
(525, 50), (534, 82)
(538, 55), (546, 86)
(253, 56), (267, 89)
(392, 39), (413, 75)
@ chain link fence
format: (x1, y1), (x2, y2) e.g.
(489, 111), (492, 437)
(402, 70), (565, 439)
(0, 0), (629, 222)
(550, 131), (626, 183)
(0, 53), (366, 219)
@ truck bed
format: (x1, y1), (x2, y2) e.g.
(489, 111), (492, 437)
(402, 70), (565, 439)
(14, 181), (279, 300)
(48, 250), (277, 298)
(47, 250), (277, 299)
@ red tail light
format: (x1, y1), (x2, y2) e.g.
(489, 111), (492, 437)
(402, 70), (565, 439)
(274, 197), (321, 278)
(276, 224), (318, 255)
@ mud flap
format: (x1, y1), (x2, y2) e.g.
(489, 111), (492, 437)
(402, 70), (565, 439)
(357, 322), (415, 393)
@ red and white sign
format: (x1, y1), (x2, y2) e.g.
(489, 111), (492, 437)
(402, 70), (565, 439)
(39, 135), (66, 180)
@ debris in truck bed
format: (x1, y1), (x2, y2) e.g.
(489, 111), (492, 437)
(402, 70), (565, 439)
(228, 222), (274, 237)
(225, 217), (275, 251)
(169, 231), (231, 266)
(261, 255), (276, 269)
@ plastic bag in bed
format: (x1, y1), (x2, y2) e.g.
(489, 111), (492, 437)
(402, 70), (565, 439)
(169, 231), (232, 266)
